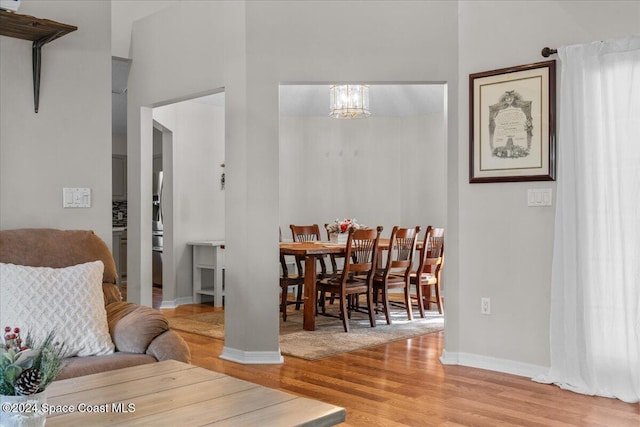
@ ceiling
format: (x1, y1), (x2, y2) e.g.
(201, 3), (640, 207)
(112, 58), (445, 134)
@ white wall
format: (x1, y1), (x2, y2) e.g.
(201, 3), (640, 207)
(153, 100), (225, 305)
(279, 113), (446, 235)
(126, 1), (227, 306)
(111, 0), (179, 59)
(0, 1), (112, 247)
(4, 0), (636, 375)
(127, 0), (640, 372)
(127, 0), (459, 363)
(245, 0), (459, 362)
(453, 0), (640, 372)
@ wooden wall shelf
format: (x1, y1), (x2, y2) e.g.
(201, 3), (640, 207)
(0, 10), (77, 113)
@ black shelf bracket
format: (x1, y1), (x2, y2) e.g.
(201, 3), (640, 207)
(32, 31), (63, 113)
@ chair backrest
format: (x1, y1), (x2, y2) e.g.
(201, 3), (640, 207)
(290, 224), (322, 242)
(417, 226), (444, 275)
(380, 226), (420, 280)
(290, 224), (327, 275)
(324, 223), (344, 274)
(340, 226), (383, 284)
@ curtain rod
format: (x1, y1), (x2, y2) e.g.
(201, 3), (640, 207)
(541, 47), (557, 57)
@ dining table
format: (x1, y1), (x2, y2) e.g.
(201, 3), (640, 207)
(279, 241), (346, 331)
(279, 238), (422, 331)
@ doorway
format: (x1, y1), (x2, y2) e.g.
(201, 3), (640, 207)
(278, 82), (448, 319)
(149, 90), (226, 308)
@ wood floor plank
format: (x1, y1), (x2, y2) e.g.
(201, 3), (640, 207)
(160, 298), (639, 427)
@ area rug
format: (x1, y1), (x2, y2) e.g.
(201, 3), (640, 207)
(169, 305), (444, 360)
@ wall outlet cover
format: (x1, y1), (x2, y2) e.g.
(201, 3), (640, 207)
(481, 297), (491, 315)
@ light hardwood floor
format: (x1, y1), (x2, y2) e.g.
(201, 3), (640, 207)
(157, 299), (639, 427)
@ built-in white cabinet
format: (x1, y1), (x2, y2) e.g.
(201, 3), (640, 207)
(112, 155), (127, 200)
(188, 241), (225, 307)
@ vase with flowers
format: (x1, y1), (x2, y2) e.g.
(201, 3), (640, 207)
(0, 327), (65, 427)
(326, 218), (364, 243)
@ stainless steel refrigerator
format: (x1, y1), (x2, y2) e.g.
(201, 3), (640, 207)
(152, 171), (163, 286)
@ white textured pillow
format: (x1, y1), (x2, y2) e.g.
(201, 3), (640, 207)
(0, 261), (114, 357)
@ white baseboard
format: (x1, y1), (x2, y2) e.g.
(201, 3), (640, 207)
(220, 347), (284, 365)
(159, 296), (194, 309)
(440, 350), (548, 379)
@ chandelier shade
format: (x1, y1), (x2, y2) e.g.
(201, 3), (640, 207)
(329, 85), (371, 119)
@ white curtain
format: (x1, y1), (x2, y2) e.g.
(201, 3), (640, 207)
(535, 36), (640, 403)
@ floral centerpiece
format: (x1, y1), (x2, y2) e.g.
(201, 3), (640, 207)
(1, 326), (65, 426)
(326, 218), (364, 243)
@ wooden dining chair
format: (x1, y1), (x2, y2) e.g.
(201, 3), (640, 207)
(409, 227), (445, 316)
(316, 226), (383, 332)
(372, 226), (420, 324)
(279, 227), (304, 321)
(290, 224), (329, 278)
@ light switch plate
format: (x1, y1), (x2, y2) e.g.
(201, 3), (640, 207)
(527, 188), (552, 207)
(63, 188), (91, 208)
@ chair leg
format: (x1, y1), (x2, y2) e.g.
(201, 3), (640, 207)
(340, 295), (350, 332)
(281, 286), (288, 322)
(434, 283), (443, 314)
(421, 284), (430, 311)
(415, 282), (425, 318)
(382, 286), (391, 325)
(295, 283), (303, 310)
(404, 284), (413, 321)
(373, 287), (382, 314)
(320, 290), (327, 314)
(366, 289), (376, 328)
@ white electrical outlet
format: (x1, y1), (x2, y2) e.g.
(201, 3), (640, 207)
(481, 297), (491, 315)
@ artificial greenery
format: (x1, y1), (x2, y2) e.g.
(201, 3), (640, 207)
(0, 327), (65, 396)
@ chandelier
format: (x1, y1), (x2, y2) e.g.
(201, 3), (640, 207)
(329, 85), (370, 119)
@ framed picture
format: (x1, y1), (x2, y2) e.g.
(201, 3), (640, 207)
(469, 60), (556, 183)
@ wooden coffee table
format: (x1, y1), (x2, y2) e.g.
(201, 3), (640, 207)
(45, 360), (345, 426)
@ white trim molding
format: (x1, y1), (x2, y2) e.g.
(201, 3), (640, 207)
(159, 296), (193, 309)
(220, 347), (284, 365)
(440, 350), (548, 379)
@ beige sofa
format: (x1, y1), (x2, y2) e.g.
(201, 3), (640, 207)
(0, 228), (191, 380)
